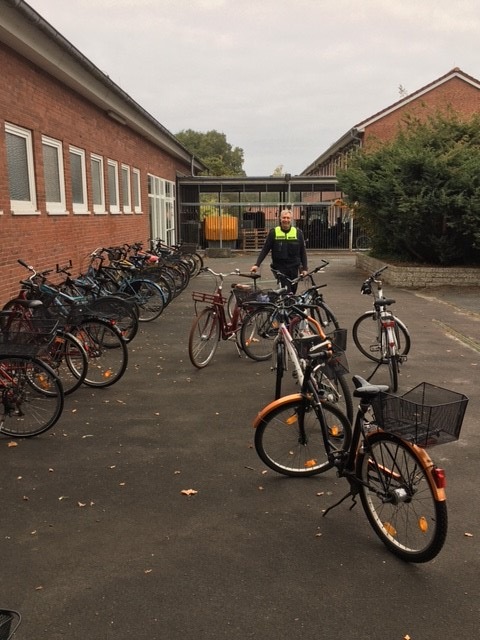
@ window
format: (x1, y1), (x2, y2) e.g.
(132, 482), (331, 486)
(5, 123), (37, 214)
(42, 136), (66, 214)
(107, 159), (120, 213)
(132, 168), (142, 213)
(91, 154), (106, 214)
(148, 175), (176, 245)
(69, 146), (88, 213)
(121, 164), (131, 213)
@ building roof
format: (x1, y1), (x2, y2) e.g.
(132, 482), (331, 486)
(302, 67), (480, 175)
(0, 0), (206, 173)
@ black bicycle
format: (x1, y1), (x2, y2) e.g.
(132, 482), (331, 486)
(253, 341), (468, 562)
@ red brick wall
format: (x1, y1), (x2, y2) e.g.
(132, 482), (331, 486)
(364, 77), (480, 144)
(0, 42), (191, 302)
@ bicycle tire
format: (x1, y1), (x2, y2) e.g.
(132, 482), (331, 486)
(315, 371), (354, 424)
(274, 341), (285, 400)
(188, 308), (220, 368)
(254, 396), (352, 477)
(39, 331), (88, 395)
(352, 311), (411, 363)
(240, 306), (278, 361)
(387, 354), (399, 392)
(356, 431), (448, 562)
(0, 356), (64, 437)
(190, 252), (204, 277)
(88, 296), (139, 342)
(309, 300), (340, 335)
(123, 279), (165, 322)
(71, 319), (128, 387)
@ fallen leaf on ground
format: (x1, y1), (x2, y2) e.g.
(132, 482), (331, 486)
(7, 442), (18, 448)
(464, 532), (474, 537)
(181, 489), (198, 496)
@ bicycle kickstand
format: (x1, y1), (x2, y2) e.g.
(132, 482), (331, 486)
(322, 490), (358, 517)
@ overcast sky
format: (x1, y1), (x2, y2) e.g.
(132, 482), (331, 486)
(27, 0), (480, 176)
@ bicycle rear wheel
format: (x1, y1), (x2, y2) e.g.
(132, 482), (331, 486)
(356, 431), (447, 562)
(240, 306), (277, 361)
(124, 279), (165, 322)
(188, 308), (220, 368)
(71, 319), (128, 387)
(0, 356), (64, 437)
(254, 396), (352, 476)
(353, 311), (411, 363)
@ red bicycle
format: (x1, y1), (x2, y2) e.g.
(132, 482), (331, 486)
(188, 267), (262, 368)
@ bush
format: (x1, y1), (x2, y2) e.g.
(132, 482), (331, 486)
(338, 111), (480, 265)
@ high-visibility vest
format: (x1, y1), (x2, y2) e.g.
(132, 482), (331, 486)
(274, 226), (297, 240)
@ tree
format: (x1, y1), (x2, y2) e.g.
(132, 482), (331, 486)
(337, 111), (480, 265)
(175, 129), (246, 177)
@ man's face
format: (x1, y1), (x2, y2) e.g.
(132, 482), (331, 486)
(280, 213), (292, 230)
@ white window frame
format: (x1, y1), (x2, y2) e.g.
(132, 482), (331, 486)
(5, 122), (38, 215)
(107, 159), (120, 213)
(91, 153), (106, 214)
(132, 168), (142, 213)
(69, 146), (89, 214)
(121, 164), (132, 213)
(42, 135), (67, 215)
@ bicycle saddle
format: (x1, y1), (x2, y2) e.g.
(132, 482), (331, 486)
(373, 297), (396, 308)
(352, 375), (389, 398)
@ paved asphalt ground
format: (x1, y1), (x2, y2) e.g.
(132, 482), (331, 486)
(1, 252), (479, 640)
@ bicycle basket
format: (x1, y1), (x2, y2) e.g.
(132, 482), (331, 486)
(371, 382), (469, 447)
(0, 609), (21, 640)
(0, 318), (59, 356)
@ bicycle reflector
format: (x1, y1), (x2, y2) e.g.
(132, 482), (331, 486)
(432, 467), (446, 489)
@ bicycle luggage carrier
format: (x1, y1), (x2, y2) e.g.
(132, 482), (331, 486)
(192, 291), (226, 305)
(371, 382), (468, 447)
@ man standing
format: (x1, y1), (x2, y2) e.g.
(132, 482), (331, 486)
(251, 209), (308, 293)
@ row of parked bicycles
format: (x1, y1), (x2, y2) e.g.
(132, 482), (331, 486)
(188, 261), (469, 563)
(0, 239), (203, 439)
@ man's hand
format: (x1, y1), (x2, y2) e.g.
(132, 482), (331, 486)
(250, 265), (259, 273)
(300, 270), (308, 277)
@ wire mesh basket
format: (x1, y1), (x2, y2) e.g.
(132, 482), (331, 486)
(0, 317), (59, 356)
(371, 382), (469, 447)
(233, 286), (280, 306)
(0, 609), (21, 640)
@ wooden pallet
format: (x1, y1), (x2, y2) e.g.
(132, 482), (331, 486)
(242, 229), (267, 250)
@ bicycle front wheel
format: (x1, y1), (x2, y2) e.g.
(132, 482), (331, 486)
(356, 431), (448, 562)
(39, 331), (88, 395)
(353, 312), (411, 363)
(188, 308), (220, 368)
(71, 319), (128, 387)
(240, 306), (277, 361)
(0, 356), (64, 437)
(255, 397), (352, 476)
(274, 341), (285, 400)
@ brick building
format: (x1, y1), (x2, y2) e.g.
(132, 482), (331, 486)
(303, 67), (480, 177)
(0, 0), (204, 301)
(299, 68), (480, 248)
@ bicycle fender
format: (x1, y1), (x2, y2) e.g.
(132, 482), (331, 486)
(409, 443), (447, 502)
(252, 393), (303, 428)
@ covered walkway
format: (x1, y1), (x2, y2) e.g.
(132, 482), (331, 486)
(176, 175), (368, 251)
